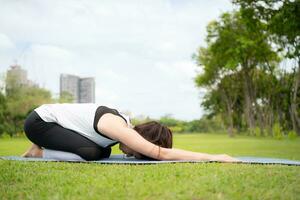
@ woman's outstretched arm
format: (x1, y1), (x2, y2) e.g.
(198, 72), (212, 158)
(159, 148), (240, 162)
(97, 113), (239, 162)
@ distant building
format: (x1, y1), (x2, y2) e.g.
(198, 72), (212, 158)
(5, 64), (38, 93)
(60, 74), (80, 103)
(60, 74), (95, 103)
(79, 78), (95, 103)
(6, 64), (28, 86)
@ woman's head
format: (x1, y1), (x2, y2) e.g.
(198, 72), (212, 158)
(119, 121), (173, 159)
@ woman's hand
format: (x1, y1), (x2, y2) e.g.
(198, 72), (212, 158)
(210, 154), (241, 163)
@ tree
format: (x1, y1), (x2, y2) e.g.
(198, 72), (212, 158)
(4, 74), (53, 136)
(194, 11), (279, 135)
(232, 0), (300, 134)
(58, 91), (74, 103)
(199, 73), (244, 136)
(5, 86), (53, 136)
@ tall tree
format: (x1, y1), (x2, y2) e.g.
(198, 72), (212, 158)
(200, 73), (244, 136)
(194, 11), (279, 135)
(232, 0), (300, 133)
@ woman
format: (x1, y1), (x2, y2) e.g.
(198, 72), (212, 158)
(22, 103), (239, 162)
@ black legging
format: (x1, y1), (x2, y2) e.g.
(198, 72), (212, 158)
(24, 111), (111, 161)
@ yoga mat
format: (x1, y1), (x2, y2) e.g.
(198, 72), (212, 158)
(1, 154), (300, 166)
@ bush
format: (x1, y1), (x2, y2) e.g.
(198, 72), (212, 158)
(288, 130), (297, 140)
(272, 123), (284, 140)
(0, 132), (11, 139)
(169, 126), (184, 133)
(15, 131), (26, 138)
(254, 127), (261, 137)
(247, 128), (256, 136)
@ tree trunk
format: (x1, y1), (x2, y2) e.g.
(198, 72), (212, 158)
(243, 69), (256, 134)
(267, 106), (274, 136)
(226, 102), (234, 137)
(221, 89), (235, 137)
(255, 102), (265, 136)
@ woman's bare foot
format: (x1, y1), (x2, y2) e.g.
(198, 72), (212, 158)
(22, 144), (43, 158)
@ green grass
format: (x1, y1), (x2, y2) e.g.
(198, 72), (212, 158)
(1, 134), (300, 200)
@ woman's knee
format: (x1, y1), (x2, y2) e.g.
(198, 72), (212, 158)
(24, 113), (36, 139)
(24, 111), (40, 134)
(23, 111), (47, 145)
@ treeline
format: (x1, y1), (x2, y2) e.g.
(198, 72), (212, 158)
(131, 115), (225, 134)
(193, 0), (299, 137)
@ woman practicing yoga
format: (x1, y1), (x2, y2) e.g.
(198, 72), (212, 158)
(22, 103), (239, 162)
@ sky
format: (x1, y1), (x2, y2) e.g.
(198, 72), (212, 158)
(0, 0), (233, 120)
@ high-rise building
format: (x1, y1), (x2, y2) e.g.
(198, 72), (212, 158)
(60, 74), (80, 103)
(79, 78), (95, 103)
(60, 74), (95, 103)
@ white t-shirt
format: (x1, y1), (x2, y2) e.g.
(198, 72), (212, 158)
(34, 103), (131, 148)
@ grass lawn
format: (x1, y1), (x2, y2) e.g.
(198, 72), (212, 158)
(1, 134), (300, 200)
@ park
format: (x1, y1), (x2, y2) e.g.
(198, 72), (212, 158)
(0, 0), (300, 199)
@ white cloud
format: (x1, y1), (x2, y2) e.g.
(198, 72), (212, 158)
(29, 44), (73, 60)
(96, 85), (120, 104)
(155, 61), (198, 79)
(0, 33), (14, 49)
(101, 69), (129, 83)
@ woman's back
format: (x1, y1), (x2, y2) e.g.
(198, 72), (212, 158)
(35, 103), (130, 147)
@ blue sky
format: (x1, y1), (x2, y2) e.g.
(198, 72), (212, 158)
(0, 0), (233, 120)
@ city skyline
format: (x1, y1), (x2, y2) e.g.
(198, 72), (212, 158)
(2, 64), (96, 104)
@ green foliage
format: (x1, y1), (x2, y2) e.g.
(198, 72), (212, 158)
(131, 116), (153, 126)
(159, 116), (186, 133)
(232, 0), (300, 135)
(0, 74), (54, 136)
(159, 115), (182, 127)
(184, 117), (225, 133)
(158, 116), (224, 133)
(57, 91), (74, 103)
(272, 123), (284, 140)
(0, 132), (11, 139)
(254, 127), (262, 137)
(0, 91), (8, 134)
(288, 130), (298, 140)
(233, 0), (300, 59)
(5, 86), (53, 135)
(194, 3), (298, 136)
(131, 115), (224, 134)
(169, 126), (184, 133)
(184, 119), (204, 133)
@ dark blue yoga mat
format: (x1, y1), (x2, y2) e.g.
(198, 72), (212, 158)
(1, 154), (300, 166)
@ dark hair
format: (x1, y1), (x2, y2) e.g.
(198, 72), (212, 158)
(133, 121), (173, 159)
